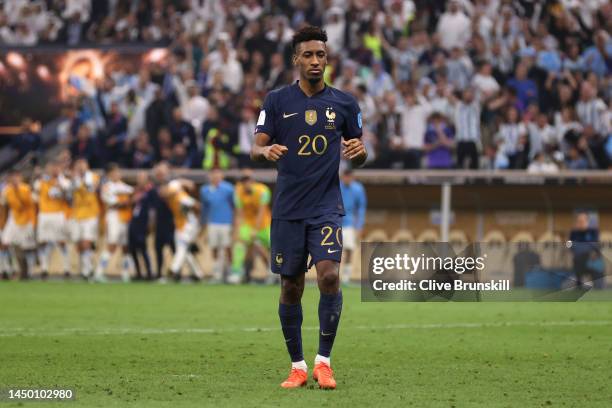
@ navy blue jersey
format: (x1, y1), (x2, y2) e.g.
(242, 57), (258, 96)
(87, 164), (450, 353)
(148, 186), (175, 238)
(129, 187), (153, 239)
(255, 82), (362, 220)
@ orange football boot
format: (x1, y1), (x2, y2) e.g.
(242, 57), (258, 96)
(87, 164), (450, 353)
(313, 362), (336, 389)
(280, 368), (308, 389)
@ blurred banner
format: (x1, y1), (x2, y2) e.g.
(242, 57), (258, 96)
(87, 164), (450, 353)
(0, 47), (167, 126)
(361, 242), (612, 302)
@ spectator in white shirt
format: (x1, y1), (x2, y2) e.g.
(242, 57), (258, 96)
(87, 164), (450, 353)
(436, 0), (471, 51)
(527, 152), (559, 174)
(207, 40), (243, 94)
(323, 7), (345, 55)
(472, 62), (500, 100)
(554, 106), (583, 147)
(496, 106), (529, 169)
(527, 113), (557, 160)
(576, 82), (608, 136)
(62, 0), (91, 23)
(397, 90), (432, 168)
(181, 81), (210, 136)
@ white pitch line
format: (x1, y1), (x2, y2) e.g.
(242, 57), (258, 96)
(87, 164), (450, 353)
(0, 320), (610, 337)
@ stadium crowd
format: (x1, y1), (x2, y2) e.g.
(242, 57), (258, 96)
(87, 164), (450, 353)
(3, 0), (612, 171)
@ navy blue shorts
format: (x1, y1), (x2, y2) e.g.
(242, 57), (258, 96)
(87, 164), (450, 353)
(270, 213), (343, 276)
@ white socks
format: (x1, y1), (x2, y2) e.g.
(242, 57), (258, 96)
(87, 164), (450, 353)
(81, 249), (93, 277)
(38, 244), (51, 272)
(315, 355), (330, 366)
(291, 356), (331, 372)
(292, 360), (307, 372)
(60, 245), (71, 272)
(95, 250), (111, 279)
(186, 253), (203, 278)
(25, 251), (36, 277)
(121, 255), (132, 282)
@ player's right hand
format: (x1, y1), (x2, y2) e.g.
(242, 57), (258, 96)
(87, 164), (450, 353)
(263, 144), (288, 162)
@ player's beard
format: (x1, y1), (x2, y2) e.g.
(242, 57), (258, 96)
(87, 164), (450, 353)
(305, 72), (323, 86)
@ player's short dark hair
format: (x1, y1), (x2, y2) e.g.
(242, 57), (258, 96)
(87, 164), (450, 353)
(292, 25), (327, 53)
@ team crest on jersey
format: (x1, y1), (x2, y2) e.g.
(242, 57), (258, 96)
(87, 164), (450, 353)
(275, 253), (283, 266)
(305, 110), (317, 126)
(325, 107), (336, 130)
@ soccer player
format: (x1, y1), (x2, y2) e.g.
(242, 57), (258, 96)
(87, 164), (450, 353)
(33, 161), (72, 279)
(95, 164), (134, 282)
(129, 171), (154, 281)
(70, 159), (101, 279)
(339, 169), (367, 284)
(230, 168), (271, 284)
(0, 169), (37, 279)
(150, 162), (176, 280)
(0, 180), (15, 280)
(160, 176), (203, 282)
(200, 168), (234, 282)
(251, 26), (367, 389)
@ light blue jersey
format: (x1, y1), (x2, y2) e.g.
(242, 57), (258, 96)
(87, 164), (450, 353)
(340, 181), (366, 229)
(200, 181), (234, 225)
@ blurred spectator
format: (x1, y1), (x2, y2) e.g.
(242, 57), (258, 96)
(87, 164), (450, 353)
(576, 82), (608, 136)
(495, 106), (529, 169)
(102, 102), (128, 165)
(423, 113), (455, 169)
(397, 90), (432, 168)
(366, 60), (394, 100)
(236, 107), (256, 168)
(12, 119), (41, 160)
(527, 113), (557, 160)
(472, 62), (500, 99)
(70, 123), (98, 168)
(181, 80), (211, 135)
(569, 212), (603, 289)
(201, 106), (232, 170)
(451, 88), (481, 169)
(436, 0), (471, 51)
(527, 152), (559, 174)
(128, 131), (155, 169)
(507, 62), (538, 108)
(565, 145), (590, 170)
(169, 107), (198, 163)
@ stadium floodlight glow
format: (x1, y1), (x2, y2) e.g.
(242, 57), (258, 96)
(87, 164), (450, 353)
(144, 48), (168, 64)
(36, 65), (51, 81)
(6, 52), (26, 70)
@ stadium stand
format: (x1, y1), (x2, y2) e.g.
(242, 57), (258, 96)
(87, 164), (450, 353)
(0, 0), (610, 171)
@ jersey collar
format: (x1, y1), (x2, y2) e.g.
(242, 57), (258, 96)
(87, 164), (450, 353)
(294, 80), (328, 98)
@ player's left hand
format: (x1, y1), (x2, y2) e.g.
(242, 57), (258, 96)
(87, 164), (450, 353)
(342, 138), (366, 160)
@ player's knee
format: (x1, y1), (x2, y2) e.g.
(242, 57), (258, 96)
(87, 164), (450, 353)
(280, 278), (302, 303)
(318, 268), (339, 290)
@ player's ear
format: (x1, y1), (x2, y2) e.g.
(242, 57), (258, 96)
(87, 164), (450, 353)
(292, 53), (297, 67)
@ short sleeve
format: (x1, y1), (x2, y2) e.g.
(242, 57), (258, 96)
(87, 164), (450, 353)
(255, 92), (276, 140)
(343, 97), (363, 140)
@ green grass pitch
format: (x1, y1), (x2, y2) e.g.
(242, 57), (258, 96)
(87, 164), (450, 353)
(1, 282), (612, 407)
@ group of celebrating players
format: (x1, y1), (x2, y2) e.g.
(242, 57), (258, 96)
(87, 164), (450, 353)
(0, 158), (365, 286)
